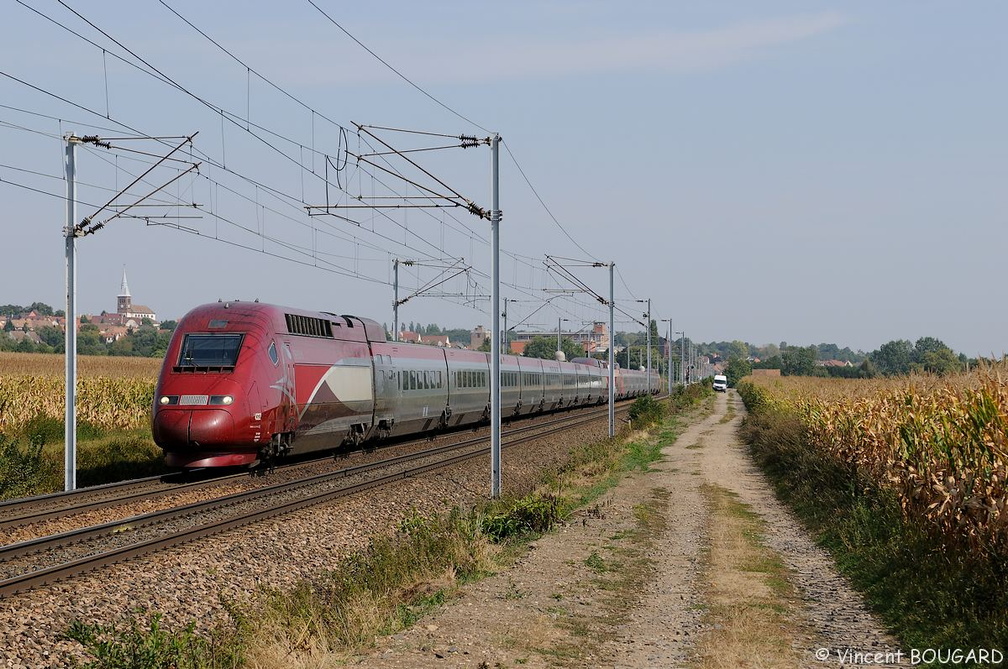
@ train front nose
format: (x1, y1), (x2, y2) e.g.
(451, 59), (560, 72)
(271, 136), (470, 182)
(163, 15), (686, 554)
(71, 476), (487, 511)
(152, 408), (192, 446)
(153, 408), (236, 446)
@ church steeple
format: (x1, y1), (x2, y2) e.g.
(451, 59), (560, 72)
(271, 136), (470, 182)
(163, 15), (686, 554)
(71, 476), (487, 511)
(117, 266), (132, 315)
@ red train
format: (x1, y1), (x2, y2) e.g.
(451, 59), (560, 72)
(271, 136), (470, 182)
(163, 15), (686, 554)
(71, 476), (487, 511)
(152, 301), (659, 468)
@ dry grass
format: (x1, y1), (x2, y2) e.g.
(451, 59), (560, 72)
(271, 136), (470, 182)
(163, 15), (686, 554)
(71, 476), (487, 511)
(694, 484), (802, 669)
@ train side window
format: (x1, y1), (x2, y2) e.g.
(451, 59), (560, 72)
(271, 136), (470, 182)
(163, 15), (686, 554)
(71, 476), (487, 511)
(268, 342), (279, 366)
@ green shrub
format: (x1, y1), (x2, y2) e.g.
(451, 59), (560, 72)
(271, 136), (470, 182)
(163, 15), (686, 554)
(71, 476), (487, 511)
(0, 434), (59, 500)
(481, 494), (564, 542)
(76, 436), (168, 487)
(21, 413), (63, 445)
(628, 395), (665, 426)
(65, 612), (245, 669)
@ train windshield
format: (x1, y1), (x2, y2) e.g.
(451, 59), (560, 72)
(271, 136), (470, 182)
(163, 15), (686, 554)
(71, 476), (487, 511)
(178, 333), (244, 368)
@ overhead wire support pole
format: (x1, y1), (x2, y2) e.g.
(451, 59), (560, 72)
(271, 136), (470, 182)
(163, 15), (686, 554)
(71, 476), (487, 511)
(64, 133), (80, 492)
(58, 131), (198, 492)
(393, 258), (400, 341)
(490, 134), (501, 498)
(609, 263), (615, 438)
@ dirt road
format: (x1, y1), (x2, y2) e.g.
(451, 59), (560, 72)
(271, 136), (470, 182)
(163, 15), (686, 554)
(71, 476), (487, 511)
(352, 391), (902, 668)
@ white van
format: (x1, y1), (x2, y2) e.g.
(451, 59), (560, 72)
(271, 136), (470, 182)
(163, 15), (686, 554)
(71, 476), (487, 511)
(712, 374), (728, 392)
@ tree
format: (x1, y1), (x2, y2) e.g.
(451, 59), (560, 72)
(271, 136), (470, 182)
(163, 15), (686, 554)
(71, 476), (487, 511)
(522, 335), (581, 361)
(870, 340), (914, 376)
(753, 355), (782, 370)
(36, 326), (64, 352)
(725, 357), (752, 388)
(160, 320), (178, 332)
(27, 302), (54, 316)
(727, 340), (748, 361)
(2, 318), (12, 333)
(77, 323), (107, 356)
(913, 337), (960, 376)
(781, 345), (816, 376)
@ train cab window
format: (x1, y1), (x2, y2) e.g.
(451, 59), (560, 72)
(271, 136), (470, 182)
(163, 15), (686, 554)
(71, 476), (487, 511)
(268, 342), (279, 366)
(178, 334), (243, 369)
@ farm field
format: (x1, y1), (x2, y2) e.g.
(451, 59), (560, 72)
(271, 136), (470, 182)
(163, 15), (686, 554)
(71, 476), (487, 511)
(0, 352), (159, 435)
(737, 368), (1008, 651)
(740, 368), (1008, 558)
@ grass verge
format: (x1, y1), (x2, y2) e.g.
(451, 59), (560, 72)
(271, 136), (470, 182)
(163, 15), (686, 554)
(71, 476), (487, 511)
(0, 428), (168, 501)
(693, 483), (802, 668)
(64, 393), (710, 668)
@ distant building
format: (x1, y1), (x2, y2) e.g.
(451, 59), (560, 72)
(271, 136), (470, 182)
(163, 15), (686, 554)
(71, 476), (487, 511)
(470, 325), (488, 350)
(86, 267), (159, 339)
(114, 268), (157, 323)
(425, 334), (451, 348)
(398, 331), (422, 344)
(511, 321), (609, 355)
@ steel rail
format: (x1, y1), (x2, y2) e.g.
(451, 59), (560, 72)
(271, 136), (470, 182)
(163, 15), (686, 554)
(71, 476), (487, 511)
(0, 397), (635, 532)
(0, 404), (625, 597)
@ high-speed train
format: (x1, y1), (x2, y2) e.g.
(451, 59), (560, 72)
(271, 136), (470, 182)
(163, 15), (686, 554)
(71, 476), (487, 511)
(152, 301), (659, 468)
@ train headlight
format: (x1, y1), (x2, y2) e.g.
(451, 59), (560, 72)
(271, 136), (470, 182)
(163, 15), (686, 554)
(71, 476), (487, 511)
(209, 395), (234, 406)
(159, 395), (179, 406)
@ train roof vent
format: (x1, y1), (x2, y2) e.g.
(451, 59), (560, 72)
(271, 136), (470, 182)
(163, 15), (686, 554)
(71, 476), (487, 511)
(285, 313), (334, 338)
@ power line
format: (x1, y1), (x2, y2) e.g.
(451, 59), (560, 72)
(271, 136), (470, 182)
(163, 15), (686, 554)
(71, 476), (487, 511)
(502, 139), (600, 263)
(304, 0), (491, 134)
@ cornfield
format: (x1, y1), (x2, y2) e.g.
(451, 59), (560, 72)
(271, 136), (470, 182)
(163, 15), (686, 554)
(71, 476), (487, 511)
(739, 366), (1008, 558)
(0, 352), (158, 434)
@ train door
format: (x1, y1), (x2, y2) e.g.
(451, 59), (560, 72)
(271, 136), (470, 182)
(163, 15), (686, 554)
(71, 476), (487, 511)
(281, 341), (297, 432)
(372, 351), (397, 439)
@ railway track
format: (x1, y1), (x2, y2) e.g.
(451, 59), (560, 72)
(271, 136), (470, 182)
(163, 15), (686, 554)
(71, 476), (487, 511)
(0, 403), (628, 598)
(0, 400), (636, 536)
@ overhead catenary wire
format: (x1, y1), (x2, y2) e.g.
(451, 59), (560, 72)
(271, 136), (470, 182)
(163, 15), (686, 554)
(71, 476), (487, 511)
(7, 4), (649, 328)
(304, 0), (491, 135)
(7, 5), (554, 307)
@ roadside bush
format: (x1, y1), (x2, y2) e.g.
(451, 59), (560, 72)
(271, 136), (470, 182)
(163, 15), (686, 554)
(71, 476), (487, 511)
(76, 436), (168, 487)
(0, 434), (59, 500)
(21, 413), (63, 445)
(668, 382), (714, 412)
(65, 612), (244, 669)
(628, 395), (665, 426)
(481, 494), (563, 542)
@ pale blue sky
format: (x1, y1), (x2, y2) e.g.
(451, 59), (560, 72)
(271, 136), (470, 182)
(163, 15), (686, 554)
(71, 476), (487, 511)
(1, 2), (1004, 356)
